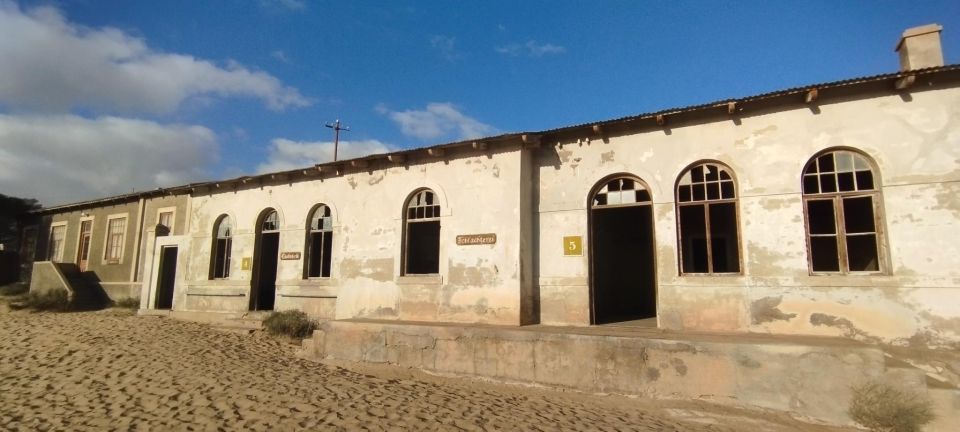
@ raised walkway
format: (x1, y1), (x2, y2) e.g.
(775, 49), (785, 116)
(298, 318), (959, 430)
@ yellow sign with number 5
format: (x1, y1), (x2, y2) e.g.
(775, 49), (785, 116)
(563, 236), (582, 256)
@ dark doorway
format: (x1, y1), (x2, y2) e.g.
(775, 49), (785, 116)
(251, 210), (280, 311)
(589, 177), (658, 324)
(155, 246), (177, 309)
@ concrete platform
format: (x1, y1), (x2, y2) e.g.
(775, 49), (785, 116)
(298, 319), (958, 428)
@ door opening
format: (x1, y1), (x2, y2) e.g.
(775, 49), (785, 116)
(589, 176), (658, 325)
(251, 209), (280, 311)
(155, 246), (177, 309)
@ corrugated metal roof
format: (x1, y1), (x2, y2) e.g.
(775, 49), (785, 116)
(30, 64), (960, 215)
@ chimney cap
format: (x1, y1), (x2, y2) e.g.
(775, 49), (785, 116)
(895, 23), (943, 51)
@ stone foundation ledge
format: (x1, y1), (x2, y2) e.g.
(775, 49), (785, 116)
(299, 319), (896, 426)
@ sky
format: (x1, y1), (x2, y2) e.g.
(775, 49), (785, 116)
(1, 0), (958, 206)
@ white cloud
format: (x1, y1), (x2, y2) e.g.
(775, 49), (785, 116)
(0, 114), (217, 206)
(257, 138), (394, 173)
(430, 35), (462, 62)
(378, 102), (496, 141)
(259, 0), (306, 11)
(271, 50), (290, 63)
(0, 1), (311, 113)
(495, 40), (566, 57)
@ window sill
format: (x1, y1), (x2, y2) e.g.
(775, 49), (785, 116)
(397, 274), (442, 285)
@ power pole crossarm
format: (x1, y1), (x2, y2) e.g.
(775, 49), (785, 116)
(324, 119), (350, 162)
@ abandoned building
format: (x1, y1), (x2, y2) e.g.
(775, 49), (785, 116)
(17, 24), (960, 428)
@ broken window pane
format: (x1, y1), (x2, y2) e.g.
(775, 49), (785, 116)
(721, 181), (735, 199)
(818, 154), (835, 172)
(679, 205), (708, 273)
(636, 189), (651, 202)
(707, 182), (721, 200)
(308, 233), (323, 278)
(843, 196), (876, 234)
(846, 234), (879, 271)
(820, 173), (837, 193)
(321, 231), (333, 277)
(855, 170), (874, 190)
(802, 150), (883, 274)
(693, 184), (706, 201)
(709, 203), (740, 273)
(810, 236), (840, 272)
(705, 164), (719, 181)
(803, 175), (819, 194)
(692, 165), (704, 182)
(406, 221), (440, 274)
(807, 200), (836, 234)
(837, 172), (855, 192)
(262, 210), (279, 232)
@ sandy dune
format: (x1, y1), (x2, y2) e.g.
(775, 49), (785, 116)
(0, 307), (855, 431)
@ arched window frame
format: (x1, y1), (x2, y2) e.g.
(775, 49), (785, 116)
(402, 188), (441, 275)
(801, 148), (886, 274)
(304, 204), (333, 279)
(210, 215), (233, 279)
(674, 161), (743, 275)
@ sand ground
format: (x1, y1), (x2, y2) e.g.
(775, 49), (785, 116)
(0, 306), (857, 431)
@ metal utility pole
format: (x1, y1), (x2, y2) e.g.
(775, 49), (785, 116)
(325, 119), (350, 161)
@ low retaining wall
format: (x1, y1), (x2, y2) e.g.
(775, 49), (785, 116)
(300, 320), (891, 425)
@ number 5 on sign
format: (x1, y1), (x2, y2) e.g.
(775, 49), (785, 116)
(563, 236), (582, 256)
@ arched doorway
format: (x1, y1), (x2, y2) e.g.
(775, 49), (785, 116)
(251, 209), (280, 311)
(588, 175), (657, 324)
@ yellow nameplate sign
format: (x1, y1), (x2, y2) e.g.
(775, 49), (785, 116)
(456, 233), (497, 246)
(241, 257), (251, 270)
(563, 236), (582, 256)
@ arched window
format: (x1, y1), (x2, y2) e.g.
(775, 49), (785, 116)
(403, 189), (441, 275)
(211, 215), (232, 279)
(802, 149), (883, 273)
(305, 204), (333, 278)
(261, 210), (279, 233)
(676, 162), (741, 274)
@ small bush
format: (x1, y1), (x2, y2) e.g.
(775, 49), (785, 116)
(849, 381), (935, 432)
(263, 310), (317, 339)
(112, 298), (140, 309)
(0, 283), (29, 296)
(19, 290), (71, 311)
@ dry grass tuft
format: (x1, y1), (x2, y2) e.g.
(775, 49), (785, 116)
(849, 381), (935, 432)
(263, 310), (317, 339)
(13, 290), (72, 312)
(111, 298), (140, 309)
(0, 282), (28, 297)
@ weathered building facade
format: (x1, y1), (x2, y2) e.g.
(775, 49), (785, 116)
(22, 25), (960, 350)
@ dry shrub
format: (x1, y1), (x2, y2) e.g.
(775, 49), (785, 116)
(0, 283), (28, 296)
(849, 381), (935, 432)
(111, 298), (140, 309)
(263, 310), (317, 339)
(17, 290), (71, 311)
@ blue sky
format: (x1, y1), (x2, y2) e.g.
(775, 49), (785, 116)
(1, 0), (958, 205)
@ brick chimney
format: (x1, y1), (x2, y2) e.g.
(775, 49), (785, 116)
(895, 24), (944, 71)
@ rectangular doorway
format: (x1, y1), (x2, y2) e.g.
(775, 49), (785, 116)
(155, 246), (178, 309)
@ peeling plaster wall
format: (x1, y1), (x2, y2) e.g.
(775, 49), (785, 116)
(182, 147), (526, 325)
(537, 86), (960, 347)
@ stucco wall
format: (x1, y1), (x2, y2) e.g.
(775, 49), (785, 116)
(45, 201), (141, 284)
(536, 85), (960, 347)
(183, 146), (527, 325)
